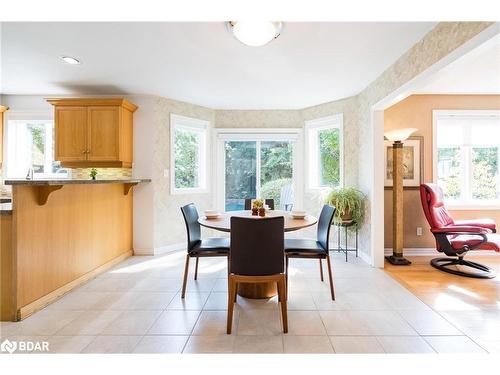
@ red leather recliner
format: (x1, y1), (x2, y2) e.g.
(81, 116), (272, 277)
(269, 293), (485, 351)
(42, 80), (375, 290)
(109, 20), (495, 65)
(420, 183), (500, 278)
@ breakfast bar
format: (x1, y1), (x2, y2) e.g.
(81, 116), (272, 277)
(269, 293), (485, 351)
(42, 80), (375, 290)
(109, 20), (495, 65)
(0, 178), (150, 321)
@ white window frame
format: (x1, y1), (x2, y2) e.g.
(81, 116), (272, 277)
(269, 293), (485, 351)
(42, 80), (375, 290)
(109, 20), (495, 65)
(4, 110), (68, 179)
(432, 109), (500, 210)
(305, 114), (344, 191)
(170, 114), (210, 195)
(214, 128), (303, 211)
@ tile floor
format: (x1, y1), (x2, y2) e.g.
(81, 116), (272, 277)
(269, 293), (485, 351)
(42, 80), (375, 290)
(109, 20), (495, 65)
(0, 250), (495, 354)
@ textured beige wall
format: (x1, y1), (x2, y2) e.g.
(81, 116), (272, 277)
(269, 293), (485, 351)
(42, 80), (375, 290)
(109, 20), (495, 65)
(384, 94), (500, 249)
(152, 96), (216, 248)
(215, 110), (303, 128)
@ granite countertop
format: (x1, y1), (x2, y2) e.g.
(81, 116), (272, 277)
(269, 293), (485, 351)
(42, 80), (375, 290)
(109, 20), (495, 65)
(0, 203), (12, 215)
(4, 178), (151, 186)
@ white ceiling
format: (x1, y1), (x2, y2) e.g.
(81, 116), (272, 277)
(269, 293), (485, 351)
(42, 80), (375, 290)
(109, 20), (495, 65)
(415, 33), (500, 94)
(1, 22), (436, 109)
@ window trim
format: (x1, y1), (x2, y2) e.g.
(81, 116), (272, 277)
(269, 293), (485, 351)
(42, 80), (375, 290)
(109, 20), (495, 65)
(432, 109), (500, 209)
(304, 114), (344, 191)
(170, 113), (210, 195)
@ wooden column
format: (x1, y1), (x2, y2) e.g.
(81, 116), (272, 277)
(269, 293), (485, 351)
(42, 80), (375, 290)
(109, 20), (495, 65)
(386, 141), (411, 265)
(392, 142), (404, 256)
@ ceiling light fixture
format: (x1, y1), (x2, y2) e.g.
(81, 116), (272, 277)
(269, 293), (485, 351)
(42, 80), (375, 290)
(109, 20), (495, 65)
(228, 21), (282, 47)
(61, 56), (81, 65)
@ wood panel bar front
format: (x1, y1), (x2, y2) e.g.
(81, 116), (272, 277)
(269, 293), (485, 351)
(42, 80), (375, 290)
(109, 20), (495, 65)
(5, 182), (136, 320)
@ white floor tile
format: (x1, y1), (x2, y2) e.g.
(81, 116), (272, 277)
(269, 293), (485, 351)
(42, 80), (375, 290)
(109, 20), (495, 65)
(183, 335), (235, 353)
(287, 311), (327, 336)
(423, 336), (487, 353)
(377, 336), (435, 353)
(45, 335), (96, 353)
(148, 310), (201, 335)
(82, 335), (142, 353)
(233, 335), (283, 353)
(167, 292), (210, 310)
(398, 309), (462, 336)
(192, 310), (235, 336)
(284, 335), (333, 353)
(133, 335), (188, 353)
(100, 310), (161, 335)
(330, 336), (385, 353)
(56, 310), (122, 335)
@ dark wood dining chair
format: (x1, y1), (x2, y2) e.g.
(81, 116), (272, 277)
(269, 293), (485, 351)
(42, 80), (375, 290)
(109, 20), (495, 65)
(180, 203), (230, 298)
(227, 216), (287, 334)
(244, 198), (275, 210)
(284, 204), (336, 300)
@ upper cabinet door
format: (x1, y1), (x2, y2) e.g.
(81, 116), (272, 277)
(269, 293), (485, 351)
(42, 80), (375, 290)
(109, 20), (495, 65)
(55, 107), (88, 161)
(87, 106), (120, 161)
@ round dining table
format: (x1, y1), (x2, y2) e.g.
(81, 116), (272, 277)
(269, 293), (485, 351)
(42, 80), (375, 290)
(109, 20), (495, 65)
(198, 210), (318, 299)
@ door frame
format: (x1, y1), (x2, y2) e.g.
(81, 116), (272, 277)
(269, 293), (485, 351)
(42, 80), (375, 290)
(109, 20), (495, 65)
(213, 128), (304, 212)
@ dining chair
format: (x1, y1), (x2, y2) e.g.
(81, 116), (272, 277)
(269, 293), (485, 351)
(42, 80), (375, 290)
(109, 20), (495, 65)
(244, 198), (275, 210)
(284, 204), (336, 300)
(227, 216), (287, 334)
(180, 203), (230, 298)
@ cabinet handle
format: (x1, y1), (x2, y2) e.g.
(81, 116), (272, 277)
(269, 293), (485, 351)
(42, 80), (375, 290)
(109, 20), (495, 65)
(82, 150), (86, 154)
(87, 150), (90, 154)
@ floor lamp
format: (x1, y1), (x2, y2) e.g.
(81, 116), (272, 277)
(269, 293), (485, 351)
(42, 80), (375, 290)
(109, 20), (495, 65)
(384, 128), (417, 265)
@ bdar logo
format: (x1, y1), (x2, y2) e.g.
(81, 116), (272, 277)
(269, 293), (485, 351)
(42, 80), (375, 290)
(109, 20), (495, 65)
(1, 339), (17, 354)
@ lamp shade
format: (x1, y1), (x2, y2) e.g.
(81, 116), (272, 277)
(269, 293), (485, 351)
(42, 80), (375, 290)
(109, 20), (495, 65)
(384, 128), (418, 142)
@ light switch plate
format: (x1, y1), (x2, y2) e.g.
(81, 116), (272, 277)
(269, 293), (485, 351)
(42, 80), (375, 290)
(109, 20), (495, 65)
(416, 227), (423, 236)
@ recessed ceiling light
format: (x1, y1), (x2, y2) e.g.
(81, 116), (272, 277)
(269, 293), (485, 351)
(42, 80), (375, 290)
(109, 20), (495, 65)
(228, 21), (282, 47)
(61, 56), (81, 65)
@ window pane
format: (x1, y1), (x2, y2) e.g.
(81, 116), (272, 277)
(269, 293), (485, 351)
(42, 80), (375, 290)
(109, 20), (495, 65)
(319, 128), (340, 186)
(436, 121), (465, 146)
(437, 147), (462, 200)
(260, 141), (293, 209)
(27, 122), (46, 174)
(472, 147), (499, 200)
(225, 141), (256, 211)
(174, 128), (200, 189)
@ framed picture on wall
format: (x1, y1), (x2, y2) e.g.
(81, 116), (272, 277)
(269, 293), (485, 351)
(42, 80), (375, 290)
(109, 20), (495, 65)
(384, 136), (423, 189)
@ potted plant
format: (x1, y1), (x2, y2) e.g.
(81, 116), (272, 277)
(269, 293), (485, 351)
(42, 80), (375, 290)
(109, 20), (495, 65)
(89, 168), (98, 180)
(325, 187), (365, 225)
(252, 198), (264, 216)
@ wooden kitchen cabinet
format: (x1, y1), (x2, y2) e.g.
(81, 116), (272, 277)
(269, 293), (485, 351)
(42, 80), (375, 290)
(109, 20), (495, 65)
(47, 98), (137, 168)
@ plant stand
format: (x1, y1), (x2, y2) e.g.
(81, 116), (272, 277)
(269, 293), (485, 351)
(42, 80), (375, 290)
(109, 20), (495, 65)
(335, 220), (358, 262)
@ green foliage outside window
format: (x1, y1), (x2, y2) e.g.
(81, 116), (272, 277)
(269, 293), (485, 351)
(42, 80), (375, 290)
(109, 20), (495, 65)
(319, 128), (340, 187)
(472, 147), (499, 200)
(174, 129), (199, 189)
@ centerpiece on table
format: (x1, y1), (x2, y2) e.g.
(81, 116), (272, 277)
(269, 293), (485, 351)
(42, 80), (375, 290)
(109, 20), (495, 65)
(251, 199), (265, 217)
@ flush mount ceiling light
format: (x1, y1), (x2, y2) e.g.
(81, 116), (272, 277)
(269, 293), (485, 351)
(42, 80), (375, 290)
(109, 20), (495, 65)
(61, 56), (81, 65)
(228, 21), (282, 47)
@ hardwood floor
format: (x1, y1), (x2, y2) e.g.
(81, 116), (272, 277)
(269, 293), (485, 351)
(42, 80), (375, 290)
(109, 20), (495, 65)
(384, 255), (500, 311)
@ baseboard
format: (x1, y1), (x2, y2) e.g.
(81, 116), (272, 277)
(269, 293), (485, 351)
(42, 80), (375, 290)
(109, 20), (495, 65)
(154, 242), (185, 255)
(384, 248), (499, 256)
(17, 250), (132, 321)
(133, 247), (154, 256)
